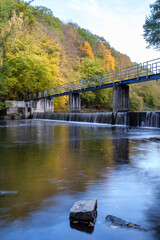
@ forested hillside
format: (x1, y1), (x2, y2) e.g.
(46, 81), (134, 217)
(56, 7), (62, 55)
(0, 0), (160, 111)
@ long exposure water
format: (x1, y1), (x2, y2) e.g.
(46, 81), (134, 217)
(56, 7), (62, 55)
(0, 119), (160, 240)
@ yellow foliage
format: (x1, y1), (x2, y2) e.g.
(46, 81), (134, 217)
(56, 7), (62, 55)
(80, 41), (94, 59)
(1, 11), (62, 99)
(54, 96), (68, 112)
(100, 43), (115, 71)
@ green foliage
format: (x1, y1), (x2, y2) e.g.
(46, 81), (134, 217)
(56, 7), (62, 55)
(0, 0), (17, 24)
(80, 58), (105, 79)
(136, 83), (160, 109)
(143, 0), (160, 50)
(81, 92), (96, 107)
(81, 88), (113, 110)
(0, 0), (35, 25)
(129, 92), (143, 111)
(80, 58), (113, 109)
(32, 6), (63, 33)
(0, 74), (7, 110)
(78, 28), (98, 49)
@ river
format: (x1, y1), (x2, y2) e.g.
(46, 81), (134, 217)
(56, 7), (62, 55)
(0, 119), (160, 240)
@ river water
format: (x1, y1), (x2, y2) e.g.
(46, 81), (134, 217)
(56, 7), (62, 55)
(0, 120), (160, 240)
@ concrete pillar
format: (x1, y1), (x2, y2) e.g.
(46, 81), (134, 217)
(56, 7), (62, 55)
(34, 100), (44, 113)
(113, 84), (129, 114)
(30, 98), (54, 113)
(69, 93), (81, 113)
(44, 98), (54, 112)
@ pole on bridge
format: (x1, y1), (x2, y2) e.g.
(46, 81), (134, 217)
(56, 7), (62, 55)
(69, 93), (81, 113)
(113, 84), (129, 114)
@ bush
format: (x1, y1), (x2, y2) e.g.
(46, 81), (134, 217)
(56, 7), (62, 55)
(130, 92), (143, 111)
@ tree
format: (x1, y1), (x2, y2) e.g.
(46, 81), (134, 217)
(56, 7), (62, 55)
(99, 43), (115, 71)
(0, 76), (7, 110)
(143, 0), (160, 50)
(1, 11), (61, 99)
(129, 92), (143, 111)
(80, 41), (94, 59)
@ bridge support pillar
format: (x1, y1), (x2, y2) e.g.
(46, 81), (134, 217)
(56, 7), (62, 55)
(113, 84), (129, 114)
(44, 98), (54, 112)
(69, 93), (81, 113)
(30, 98), (54, 114)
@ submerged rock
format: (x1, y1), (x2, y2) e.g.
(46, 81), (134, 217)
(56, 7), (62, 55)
(149, 137), (160, 142)
(140, 137), (160, 143)
(70, 199), (97, 225)
(0, 191), (18, 197)
(106, 215), (152, 232)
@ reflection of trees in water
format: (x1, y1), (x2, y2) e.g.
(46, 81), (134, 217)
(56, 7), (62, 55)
(0, 122), (114, 225)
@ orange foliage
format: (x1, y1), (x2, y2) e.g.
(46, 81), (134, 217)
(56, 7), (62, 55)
(100, 42), (115, 71)
(80, 41), (94, 59)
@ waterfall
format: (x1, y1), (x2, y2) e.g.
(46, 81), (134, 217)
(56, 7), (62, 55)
(33, 111), (159, 128)
(140, 112), (159, 127)
(33, 112), (113, 124)
(115, 112), (128, 125)
(69, 113), (113, 124)
(33, 113), (38, 119)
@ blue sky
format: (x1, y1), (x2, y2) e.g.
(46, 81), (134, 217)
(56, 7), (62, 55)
(31, 0), (159, 63)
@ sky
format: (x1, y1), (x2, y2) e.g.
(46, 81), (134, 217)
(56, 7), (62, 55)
(31, 0), (160, 63)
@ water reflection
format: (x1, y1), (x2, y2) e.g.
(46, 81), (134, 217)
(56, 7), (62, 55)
(0, 121), (112, 225)
(0, 120), (160, 240)
(70, 222), (94, 234)
(69, 126), (81, 150)
(113, 138), (129, 165)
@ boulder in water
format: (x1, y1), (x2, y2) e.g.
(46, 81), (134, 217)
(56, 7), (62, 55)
(70, 199), (97, 225)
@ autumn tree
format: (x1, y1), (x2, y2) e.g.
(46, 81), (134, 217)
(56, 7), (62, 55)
(1, 11), (61, 99)
(99, 43), (115, 71)
(80, 41), (94, 59)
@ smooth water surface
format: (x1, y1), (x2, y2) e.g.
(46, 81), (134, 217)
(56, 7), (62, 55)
(0, 120), (160, 240)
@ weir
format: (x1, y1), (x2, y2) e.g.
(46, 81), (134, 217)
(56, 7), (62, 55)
(33, 111), (160, 128)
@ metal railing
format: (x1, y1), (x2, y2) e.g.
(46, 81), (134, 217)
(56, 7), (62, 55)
(30, 58), (160, 99)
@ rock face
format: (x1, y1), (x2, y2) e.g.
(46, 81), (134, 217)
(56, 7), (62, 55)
(106, 215), (152, 232)
(70, 199), (97, 224)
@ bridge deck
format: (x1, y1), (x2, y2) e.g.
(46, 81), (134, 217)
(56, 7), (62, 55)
(30, 58), (160, 100)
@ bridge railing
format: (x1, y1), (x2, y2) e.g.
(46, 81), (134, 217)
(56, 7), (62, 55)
(59, 58), (160, 93)
(27, 58), (160, 100)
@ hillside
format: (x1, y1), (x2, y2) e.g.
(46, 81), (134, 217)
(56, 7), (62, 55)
(0, 0), (160, 112)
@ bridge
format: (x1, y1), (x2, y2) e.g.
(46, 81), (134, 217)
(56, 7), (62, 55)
(29, 58), (160, 114)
